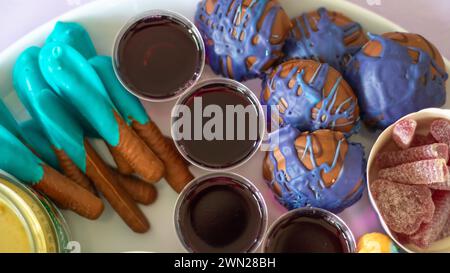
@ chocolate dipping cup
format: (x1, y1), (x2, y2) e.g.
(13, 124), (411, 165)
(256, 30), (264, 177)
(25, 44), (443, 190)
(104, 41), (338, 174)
(112, 9), (205, 102)
(171, 78), (265, 172)
(367, 108), (450, 253)
(262, 207), (357, 253)
(173, 172), (268, 253)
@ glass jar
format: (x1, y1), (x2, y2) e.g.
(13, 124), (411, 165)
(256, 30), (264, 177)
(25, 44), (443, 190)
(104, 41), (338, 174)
(0, 171), (71, 253)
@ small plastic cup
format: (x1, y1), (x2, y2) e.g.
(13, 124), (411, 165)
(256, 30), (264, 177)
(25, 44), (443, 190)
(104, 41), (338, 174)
(262, 207), (357, 253)
(113, 9), (205, 102)
(171, 78), (265, 171)
(174, 172), (268, 253)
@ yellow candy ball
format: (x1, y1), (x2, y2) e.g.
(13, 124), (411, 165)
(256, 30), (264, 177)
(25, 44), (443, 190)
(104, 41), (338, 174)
(357, 233), (398, 253)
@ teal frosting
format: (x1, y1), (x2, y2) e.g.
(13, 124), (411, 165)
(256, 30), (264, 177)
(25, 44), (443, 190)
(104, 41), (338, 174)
(46, 21), (97, 59)
(44, 22), (102, 138)
(32, 90), (87, 171)
(0, 99), (24, 138)
(20, 120), (60, 170)
(39, 42), (120, 146)
(13, 46), (93, 135)
(12, 47), (48, 113)
(0, 124), (44, 185)
(0, 98), (59, 170)
(89, 55), (150, 125)
(13, 46), (87, 172)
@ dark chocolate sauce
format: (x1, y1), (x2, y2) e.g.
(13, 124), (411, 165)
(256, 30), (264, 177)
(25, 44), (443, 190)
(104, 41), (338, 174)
(175, 83), (261, 169)
(178, 177), (264, 253)
(116, 16), (202, 99)
(265, 216), (351, 253)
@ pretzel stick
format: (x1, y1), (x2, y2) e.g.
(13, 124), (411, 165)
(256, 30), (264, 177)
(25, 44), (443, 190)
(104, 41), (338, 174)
(108, 148), (158, 204)
(116, 172), (158, 205)
(34, 165), (104, 220)
(55, 143), (156, 205)
(53, 148), (96, 194)
(110, 112), (165, 183)
(132, 121), (193, 193)
(84, 140), (150, 233)
(108, 145), (134, 175)
(165, 136), (191, 166)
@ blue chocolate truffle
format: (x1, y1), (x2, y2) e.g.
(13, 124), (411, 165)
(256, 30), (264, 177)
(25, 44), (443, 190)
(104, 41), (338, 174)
(344, 32), (448, 129)
(261, 59), (360, 135)
(283, 7), (367, 73)
(263, 125), (365, 213)
(195, 0), (291, 81)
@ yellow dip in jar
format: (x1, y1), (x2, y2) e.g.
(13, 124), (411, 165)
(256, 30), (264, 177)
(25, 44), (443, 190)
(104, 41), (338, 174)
(0, 173), (70, 253)
(0, 199), (32, 252)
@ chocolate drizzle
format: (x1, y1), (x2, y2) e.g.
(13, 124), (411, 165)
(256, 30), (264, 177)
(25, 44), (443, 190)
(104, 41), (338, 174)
(195, 0), (284, 80)
(266, 126), (365, 213)
(283, 8), (364, 72)
(262, 62), (359, 136)
(345, 34), (448, 129)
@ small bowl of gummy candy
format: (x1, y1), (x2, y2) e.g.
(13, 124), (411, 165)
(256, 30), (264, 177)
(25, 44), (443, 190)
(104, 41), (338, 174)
(367, 108), (450, 253)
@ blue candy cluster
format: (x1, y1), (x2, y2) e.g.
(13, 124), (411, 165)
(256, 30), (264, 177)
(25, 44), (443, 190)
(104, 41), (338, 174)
(265, 125), (365, 213)
(344, 34), (448, 129)
(283, 7), (365, 73)
(195, 0), (287, 81)
(262, 61), (359, 136)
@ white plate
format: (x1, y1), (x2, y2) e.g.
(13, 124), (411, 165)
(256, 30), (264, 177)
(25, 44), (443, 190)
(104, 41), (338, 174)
(0, 0), (449, 252)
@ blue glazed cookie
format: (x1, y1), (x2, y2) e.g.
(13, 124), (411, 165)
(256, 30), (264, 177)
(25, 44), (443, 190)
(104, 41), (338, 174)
(195, 0), (291, 81)
(263, 125), (365, 213)
(344, 32), (448, 129)
(283, 7), (367, 73)
(262, 59), (360, 135)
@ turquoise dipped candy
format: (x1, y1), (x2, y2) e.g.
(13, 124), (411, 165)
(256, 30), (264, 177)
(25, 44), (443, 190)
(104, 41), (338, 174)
(13, 46), (98, 138)
(89, 55), (150, 125)
(0, 124), (44, 184)
(46, 21), (97, 59)
(0, 99), (23, 138)
(45, 22), (100, 138)
(46, 22), (146, 131)
(39, 42), (120, 147)
(24, 89), (87, 172)
(13, 47), (48, 114)
(13, 47), (87, 172)
(0, 98), (59, 170)
(20, 120), (60, 170)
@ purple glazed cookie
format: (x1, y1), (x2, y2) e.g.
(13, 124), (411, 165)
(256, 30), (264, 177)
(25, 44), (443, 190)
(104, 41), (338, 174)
(263, 125), (365, 213)
(194, 0), (291, 81)
(261, 59), (360, 136)
(344, 32), (448, 129)
(283, 7), (368, 73)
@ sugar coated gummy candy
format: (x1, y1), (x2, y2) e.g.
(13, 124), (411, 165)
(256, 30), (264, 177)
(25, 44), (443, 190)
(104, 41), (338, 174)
(370, 179), (434, 235)
(392, 119), (417, 149)
(378, 159), (449, 184)
(409, 191), (450, 248)
(411, 134), (437, 147)
(430, 119), (450, 159)
(376, 143), (448, 169)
